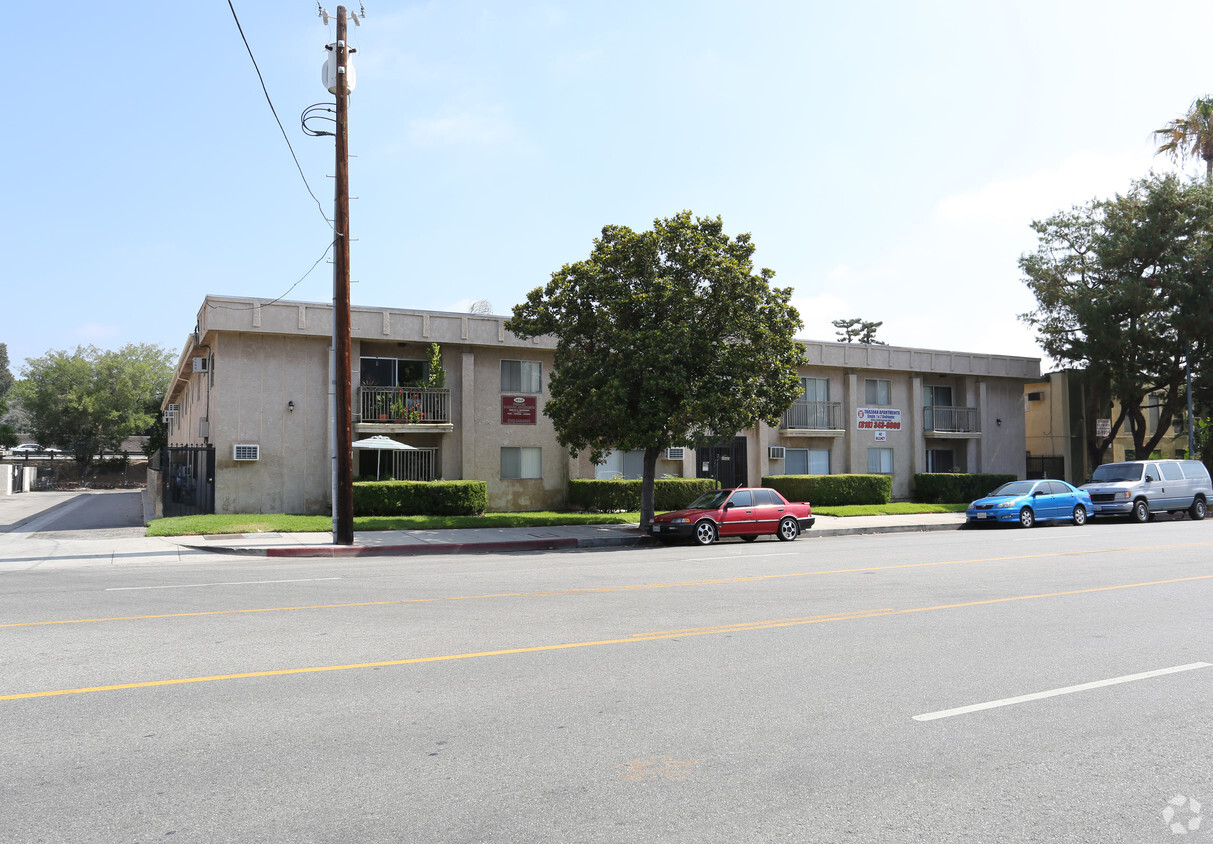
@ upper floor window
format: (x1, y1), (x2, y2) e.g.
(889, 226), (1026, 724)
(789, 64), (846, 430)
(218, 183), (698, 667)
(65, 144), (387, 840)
(801, 377), (829, 402)
(865, 379), (890, 406)
(501, 360), (542, 393)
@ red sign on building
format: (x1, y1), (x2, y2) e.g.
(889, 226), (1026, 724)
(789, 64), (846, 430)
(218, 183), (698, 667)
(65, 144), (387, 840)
(501, 395), (537, 424)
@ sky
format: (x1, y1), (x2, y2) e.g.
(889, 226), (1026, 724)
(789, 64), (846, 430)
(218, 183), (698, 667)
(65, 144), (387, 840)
(6, 0), (1213, 375)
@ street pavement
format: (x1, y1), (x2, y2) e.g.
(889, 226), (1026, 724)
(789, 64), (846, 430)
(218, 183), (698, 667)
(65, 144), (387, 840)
(0, 488), (965, 565)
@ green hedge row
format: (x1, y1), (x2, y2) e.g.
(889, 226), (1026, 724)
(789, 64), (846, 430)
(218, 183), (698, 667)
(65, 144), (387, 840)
(353, 480), (487, 516)
(568, 478), (720, 512)
(913, 473), (1018, 503)
(762, 474), (893, 506)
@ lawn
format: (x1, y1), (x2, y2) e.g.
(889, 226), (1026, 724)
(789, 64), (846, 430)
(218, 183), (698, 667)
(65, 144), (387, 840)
(145, 503), (968, 536)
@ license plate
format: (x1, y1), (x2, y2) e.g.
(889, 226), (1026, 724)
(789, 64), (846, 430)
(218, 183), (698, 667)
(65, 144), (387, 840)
(975, 513), (987, 519)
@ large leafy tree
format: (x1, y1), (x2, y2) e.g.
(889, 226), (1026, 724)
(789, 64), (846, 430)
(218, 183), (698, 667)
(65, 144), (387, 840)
(17, 344), (174, 473)
(0, 342), (16, 448)
(508, 212), (805, 527)
(832, 318), (886, 344)
(1020, 174), (1213, 465)
(1155, 97), (1213, 183)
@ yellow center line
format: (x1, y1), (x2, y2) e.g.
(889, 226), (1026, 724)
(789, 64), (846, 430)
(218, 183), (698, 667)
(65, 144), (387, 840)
(5, 572), (1213, 702)
(6, 540), (1212, 630)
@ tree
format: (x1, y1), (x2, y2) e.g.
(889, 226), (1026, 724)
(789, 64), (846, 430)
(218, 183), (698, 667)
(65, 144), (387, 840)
(16, 344), (174, 474)
(831, 318), (886, 344)
(1020, 174), (1213, 466)
(0, 342), (16, 448)
(0, 343), (13, 399)
(1155, 97), (1213, 183)
(508, 212), (806, 527)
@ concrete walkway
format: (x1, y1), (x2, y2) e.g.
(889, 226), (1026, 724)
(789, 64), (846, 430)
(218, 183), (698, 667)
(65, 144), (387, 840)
(0, 489), (966, 562)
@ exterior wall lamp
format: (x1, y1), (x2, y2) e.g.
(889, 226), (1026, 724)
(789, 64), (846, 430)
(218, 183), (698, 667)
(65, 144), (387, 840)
(288, 401), (295, 412)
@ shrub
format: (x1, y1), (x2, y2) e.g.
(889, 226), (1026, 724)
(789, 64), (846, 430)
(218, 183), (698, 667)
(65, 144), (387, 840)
(913, 473), (1018, 503)
(568, 478), (720, 512)
(763, 474), (892, 506)
(353, 480), (487, 516)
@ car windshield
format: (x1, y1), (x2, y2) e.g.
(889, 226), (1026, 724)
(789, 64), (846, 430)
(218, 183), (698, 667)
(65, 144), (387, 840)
(989, 481), (1036, 497)
(1090, 463), (1143, 482)
(687, 490), (733, 509)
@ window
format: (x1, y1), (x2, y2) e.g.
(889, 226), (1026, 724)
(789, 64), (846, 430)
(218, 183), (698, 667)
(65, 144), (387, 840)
(730, 490), (753, 507)
(786, 448), (830, 475)
(926, 449), (954, 473)
(595, 449), (644, 479)
(360, 356), (427, 388)
(801, 377), (829, 402)
(865, 379), (890, 406)
(867, 447), (893, 474)
(1161, 462), (1184, 482)
(501, 447), (542, 479)
(753, 489), (780, 505)
(501, 360), (542, 393)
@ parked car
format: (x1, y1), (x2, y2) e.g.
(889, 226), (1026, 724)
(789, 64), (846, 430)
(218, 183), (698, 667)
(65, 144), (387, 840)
(10, 443), (44, 452)
(966, 479), (1093, 528)
(1080, 459), (1211, 522)
(649, 487), (814, 545)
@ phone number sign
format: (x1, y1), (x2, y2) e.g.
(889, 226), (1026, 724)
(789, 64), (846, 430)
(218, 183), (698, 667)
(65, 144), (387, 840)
(857, 407), (902, 431)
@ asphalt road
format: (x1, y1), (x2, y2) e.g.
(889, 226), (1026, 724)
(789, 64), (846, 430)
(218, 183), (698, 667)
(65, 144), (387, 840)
(1, 520), (1211, 843)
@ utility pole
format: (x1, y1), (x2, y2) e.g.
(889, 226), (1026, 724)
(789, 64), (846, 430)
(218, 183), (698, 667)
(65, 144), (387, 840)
(332, 5), (354, 544)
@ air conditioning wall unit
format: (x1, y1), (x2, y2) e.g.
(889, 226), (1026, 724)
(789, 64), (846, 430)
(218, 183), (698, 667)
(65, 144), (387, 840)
(768, 446), (786, 460)
(192, 357), (209, 373)
(664, 447), (685, 461)
(166, 403), (179, 416)
(233, 444), (261, 461)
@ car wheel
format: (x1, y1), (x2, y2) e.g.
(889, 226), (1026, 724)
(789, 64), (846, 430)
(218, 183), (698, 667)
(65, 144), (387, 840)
(693, 520), (717, 546)
(776, 517), (799, 541)
(739, 535), (758, 542)
(1132, 500), (1150, 523)
(1190, 498), (1208, 521)
(1071, 505), (1087, 526)
(1018, 507), (1035, 529)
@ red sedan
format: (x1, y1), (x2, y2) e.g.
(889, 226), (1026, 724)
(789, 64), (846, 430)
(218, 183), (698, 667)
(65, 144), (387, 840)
(649, 487), (814, 545)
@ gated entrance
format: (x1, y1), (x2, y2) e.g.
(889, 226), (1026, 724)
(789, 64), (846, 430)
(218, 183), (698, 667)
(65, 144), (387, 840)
(161, 445), (215, 517)
(696, 436), (748, 489)
(1026, 454), (1065, 482)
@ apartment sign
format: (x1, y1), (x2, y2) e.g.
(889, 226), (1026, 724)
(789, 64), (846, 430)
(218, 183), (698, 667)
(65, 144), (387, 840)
(857, 407), (902, 432)
(1095, 418), (1112, 437)
(501, 395), (537, 424)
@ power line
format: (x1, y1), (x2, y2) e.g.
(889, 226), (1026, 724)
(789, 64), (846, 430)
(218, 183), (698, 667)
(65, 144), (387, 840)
(206, 240), (337, 311)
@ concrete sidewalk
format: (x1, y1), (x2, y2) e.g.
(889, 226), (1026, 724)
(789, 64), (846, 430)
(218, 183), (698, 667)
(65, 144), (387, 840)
(0, 489), (966, 561)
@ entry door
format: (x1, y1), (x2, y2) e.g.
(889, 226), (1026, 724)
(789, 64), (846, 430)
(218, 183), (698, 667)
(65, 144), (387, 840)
(696, 436), (748, 489)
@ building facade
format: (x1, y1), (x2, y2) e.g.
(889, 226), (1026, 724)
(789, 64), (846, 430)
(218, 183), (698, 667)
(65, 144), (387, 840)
(161, 296), (1040, 515)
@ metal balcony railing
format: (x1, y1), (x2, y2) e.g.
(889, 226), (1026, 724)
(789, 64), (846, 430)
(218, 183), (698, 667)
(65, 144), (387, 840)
(359, 387), (451, 424)
(923, 405), (980, 433)
(781, 400), (843, 430)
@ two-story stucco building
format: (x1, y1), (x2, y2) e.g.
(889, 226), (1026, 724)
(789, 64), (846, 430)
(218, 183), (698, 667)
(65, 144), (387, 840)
(158, 295), (1040, 516)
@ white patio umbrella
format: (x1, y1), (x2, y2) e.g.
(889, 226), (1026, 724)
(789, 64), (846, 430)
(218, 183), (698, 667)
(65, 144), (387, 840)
(351, 435), (418, 480)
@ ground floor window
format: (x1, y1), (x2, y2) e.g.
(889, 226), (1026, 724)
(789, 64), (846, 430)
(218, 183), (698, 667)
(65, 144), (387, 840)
(501, 446), (542, 479)
(786, 448), (830, 475)
(595, 450), (644, 479)
(926, 449), (954, 473)
(867, 447), (894, 474)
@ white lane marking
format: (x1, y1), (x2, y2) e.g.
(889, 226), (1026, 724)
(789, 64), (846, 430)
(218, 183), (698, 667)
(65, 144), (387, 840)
(913, 662), (1212, 722)
(106, 577), (342, 592)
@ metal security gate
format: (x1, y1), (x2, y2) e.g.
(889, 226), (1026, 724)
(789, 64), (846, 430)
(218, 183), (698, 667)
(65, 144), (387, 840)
(9, 463), (24, 494)
(161, 445), (215, 517)
(1026, 455), (1065, 481)
(696, 436), (748, 489)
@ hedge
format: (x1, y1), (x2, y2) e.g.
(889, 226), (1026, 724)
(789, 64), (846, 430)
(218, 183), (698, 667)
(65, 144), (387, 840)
(353, 480), (487, 516)
(913, 473), (1018, 504)
(568, 478), (720, 512)
(762, 474), (892, 506)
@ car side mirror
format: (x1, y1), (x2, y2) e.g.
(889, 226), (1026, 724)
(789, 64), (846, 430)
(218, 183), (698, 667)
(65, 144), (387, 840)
(1145, 476), (1155, 483)
(723, 502), (733, 509)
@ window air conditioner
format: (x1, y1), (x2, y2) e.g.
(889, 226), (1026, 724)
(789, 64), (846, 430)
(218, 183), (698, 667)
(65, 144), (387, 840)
(192, 357), (209, 373)
(769, 446), (786, 460)
(664, 447), (685, 461)
(233, 444), (261, 461)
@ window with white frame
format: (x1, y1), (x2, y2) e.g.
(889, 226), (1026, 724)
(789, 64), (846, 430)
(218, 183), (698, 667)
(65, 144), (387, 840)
(801, 377), (829, 402)
(501, 360), (542, 393)
(867, 447), (894, 474)
(595, 450), (644, 479)
(786, 448), (830, 475)
(501, 446), (542, 479)
(865, 378), (891, 406)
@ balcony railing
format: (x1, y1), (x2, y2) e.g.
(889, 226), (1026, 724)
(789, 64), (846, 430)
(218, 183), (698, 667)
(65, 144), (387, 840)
(781, 400), (843, 431)
(924, 405), (980, 434)
(359, 387), (451, 425)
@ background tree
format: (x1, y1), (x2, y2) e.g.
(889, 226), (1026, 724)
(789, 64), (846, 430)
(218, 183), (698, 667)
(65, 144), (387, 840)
(1020, 174), (1213, 466)
(1155, 97), (1213, 183)
(0, 342), (17, 448)
(16, 344), (174, 475)
(831, 318), (886, 344)
(508, 212), (805, 527)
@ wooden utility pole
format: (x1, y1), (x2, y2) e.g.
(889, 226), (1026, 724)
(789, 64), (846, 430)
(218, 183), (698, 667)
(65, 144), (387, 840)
(333, 5), (354, 545)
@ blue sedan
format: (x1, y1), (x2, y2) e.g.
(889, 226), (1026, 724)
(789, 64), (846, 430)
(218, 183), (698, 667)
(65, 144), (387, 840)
(966, 479), (1094, 528)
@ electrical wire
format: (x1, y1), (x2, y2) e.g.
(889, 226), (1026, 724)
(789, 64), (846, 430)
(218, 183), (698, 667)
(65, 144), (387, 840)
(226, 0), (336, 234)
(206, 240), (337, 312)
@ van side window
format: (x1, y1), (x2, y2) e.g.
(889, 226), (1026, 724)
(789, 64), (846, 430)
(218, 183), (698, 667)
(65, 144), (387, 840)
(1145, 464), (1160, 482)
(1161, 463), (1184, 481)
(1181, 462), (1211, 480)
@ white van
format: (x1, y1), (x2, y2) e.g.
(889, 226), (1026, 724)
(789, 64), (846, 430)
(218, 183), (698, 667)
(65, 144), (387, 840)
(1081, 459), (1211, 522)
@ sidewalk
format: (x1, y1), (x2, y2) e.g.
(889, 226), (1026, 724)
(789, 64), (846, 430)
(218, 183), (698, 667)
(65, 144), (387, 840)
(0, 489), (966, 561)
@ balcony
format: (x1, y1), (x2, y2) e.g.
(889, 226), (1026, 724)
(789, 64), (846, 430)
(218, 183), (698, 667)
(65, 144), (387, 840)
(357, 387), (453, 432)
(924, 405), (980, 437)
(781, 400), (844, 435)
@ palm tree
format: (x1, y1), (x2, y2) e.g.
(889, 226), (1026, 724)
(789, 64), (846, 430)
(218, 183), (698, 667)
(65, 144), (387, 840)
(1154, 97), (1213, 183)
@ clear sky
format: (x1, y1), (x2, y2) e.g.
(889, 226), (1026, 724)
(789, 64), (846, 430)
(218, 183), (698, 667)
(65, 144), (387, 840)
(6, 0), (1213, 374)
